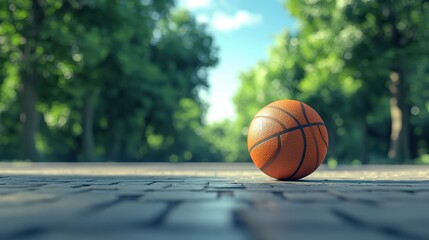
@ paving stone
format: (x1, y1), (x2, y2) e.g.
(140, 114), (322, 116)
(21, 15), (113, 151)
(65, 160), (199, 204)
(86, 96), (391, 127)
(244, 223), (394, 240)
(163, 185), (206, 191)
(331, 191), (420, 203)
(0, 189), (20, 195)
(142, 191), (217, 201)
(33, 228), (249, 240)
(240, 201), (349, 226)
(67, 201), (167, 229)
(115, 181), (153, 186)
(414, 191), (429, 198)
(282, 192), (339, 202)
(407, 187), (429, 192)
(0, 192), (58, 205)
(233, 191), (280, 201)
(0, 163), (429, 240)
(209, 183), (245, 188)
(41, 182), (90, 188)
(332, 201), (429, 239)
(114, 189), (147, 196)
(78, 185), (120, 191)
(270, 184), (332, 192)
(396, 221), (429, 240)
(182, 180), (209, 185)
(0, 184), (45, 189)
(0, 192), (118, 238)
(78, 181), (119, 185)
(242, 183), (272, 187)
(237, 202), (395, 240)
(165, 200), (247, 228)
(114, 184), (172, 193)
(332, 185), (424, 193)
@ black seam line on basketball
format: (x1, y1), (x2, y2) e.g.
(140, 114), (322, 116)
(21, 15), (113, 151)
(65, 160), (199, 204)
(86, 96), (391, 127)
(253, 115), (287, 129)
(285, 127), (307, 180)
(316, 125), (328, 147)
(283, 104), (311, 180)
(248, 122), (325, 153)
(260, 136), (282, 171)
(300, 103), (320, 171)
(300, 103), (310, 124)
(311, 126), (320, 171)
(266, 106), (302, 125)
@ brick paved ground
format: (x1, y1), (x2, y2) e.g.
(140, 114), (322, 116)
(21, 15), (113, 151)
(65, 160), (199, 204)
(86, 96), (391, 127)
(0, 162), (428, 240)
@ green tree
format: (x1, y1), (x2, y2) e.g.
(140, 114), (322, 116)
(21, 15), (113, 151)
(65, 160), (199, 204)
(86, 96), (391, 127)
(288, 0), (429, 162)
(143, 9), (218, 161)
(0, 1), (218, 162)
(0, 0), (47, 160)
(230, 31), (305, 162)
(230, 0), (429, 164)
(287, 0), (366, 162)
(342, 0), (429, 162)
(203, 119), (248, 162)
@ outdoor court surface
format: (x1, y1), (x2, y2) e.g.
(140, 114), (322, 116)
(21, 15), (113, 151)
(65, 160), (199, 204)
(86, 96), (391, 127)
(0, 162), (428, 240)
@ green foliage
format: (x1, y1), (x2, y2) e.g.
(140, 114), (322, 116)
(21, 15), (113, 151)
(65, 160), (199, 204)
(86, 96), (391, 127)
(0, 64), (20, 158)
(203, 120), (247, 162)
(1, 0), (428, 164)
(217, 0), (429, 164)
(0, 0), (218, 162)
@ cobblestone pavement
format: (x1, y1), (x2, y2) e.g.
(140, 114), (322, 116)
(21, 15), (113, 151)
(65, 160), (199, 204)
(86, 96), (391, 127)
(0, 162), (428, 240)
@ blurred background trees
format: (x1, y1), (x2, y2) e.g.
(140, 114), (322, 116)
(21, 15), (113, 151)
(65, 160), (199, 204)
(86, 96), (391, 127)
(0, 0), (428, 164)
(231, 0), (429, 164)
(0, 0), (218, 162)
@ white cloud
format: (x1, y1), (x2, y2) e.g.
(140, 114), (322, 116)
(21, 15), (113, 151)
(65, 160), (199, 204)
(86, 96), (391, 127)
(211, 11), (262, 32)
(178, 0), (212, 10)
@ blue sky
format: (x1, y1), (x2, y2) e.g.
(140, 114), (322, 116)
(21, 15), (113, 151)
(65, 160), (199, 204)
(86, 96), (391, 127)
(177, 0), (297, 122)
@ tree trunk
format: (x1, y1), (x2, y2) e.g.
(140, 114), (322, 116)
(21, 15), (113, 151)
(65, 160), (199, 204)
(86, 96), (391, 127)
(19, 0), (44, 161)
(388, 69), (410, 163)
(107, 121), (123, 162)
(20, 72), (39, 161)
(82, 89), (97, 161)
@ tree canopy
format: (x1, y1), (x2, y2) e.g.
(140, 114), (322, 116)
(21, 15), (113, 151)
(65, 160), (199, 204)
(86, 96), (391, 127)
(0, 0), (218, 162)
(1, 0), (429, 164)
(230, 0), (429, 164)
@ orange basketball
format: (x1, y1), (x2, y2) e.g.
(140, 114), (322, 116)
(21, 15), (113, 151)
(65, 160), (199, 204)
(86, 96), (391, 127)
(247, 100), (329, 180)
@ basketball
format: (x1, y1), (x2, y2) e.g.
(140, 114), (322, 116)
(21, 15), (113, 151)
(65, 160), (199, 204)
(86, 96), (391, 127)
(247, 100), (329, 180)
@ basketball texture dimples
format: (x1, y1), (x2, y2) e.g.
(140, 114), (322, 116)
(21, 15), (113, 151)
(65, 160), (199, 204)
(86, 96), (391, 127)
(247, 100), (329, 180)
